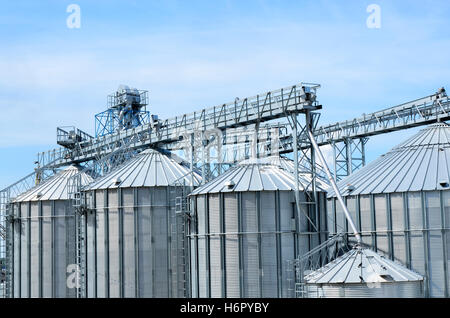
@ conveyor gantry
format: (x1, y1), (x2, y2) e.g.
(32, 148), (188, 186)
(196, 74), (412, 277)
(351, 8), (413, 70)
(37, 83), (321, 169)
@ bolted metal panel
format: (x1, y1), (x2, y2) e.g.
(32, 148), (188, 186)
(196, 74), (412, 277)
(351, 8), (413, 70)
(374, 195), (389, 255)
(153, 188), (169, 297)
(30, 202), (39, 298)
(280, 191), (295, 298)
(428, 230), (445, 297)
(13, 204), (20, 298)
(208, 193), (222, 298)
(85, 185), (187, 298)
(224, 193), (239, 298)
(86, 199), (96, 298)
(13, 166), (93, 203)
(107, 189), (120, 298)
(260, 192), (277, 298)
(328, 123), (450, 197)
(85, 149), (201, 190)
(241, 192), (260, 297)
(327, 200), (335, 236)
(20, 203), (29, 298)
(307, 281), (423, 298)
(305, 248), (424, 298)
(41, 202), (52, 298)
(190, 158), (327, 299)
(95, 191), (107, 298)
(122, 188), (136, 298)
(137, 188), (152, 298)
(196, 195), (207, 298)
(10, 165), (92, 299)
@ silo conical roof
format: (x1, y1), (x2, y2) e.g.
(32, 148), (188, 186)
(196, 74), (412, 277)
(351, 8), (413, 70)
(12, 165), (93, 202)
(329, 123), (450, 196)
(304, 248), (423, 285)
(190, 156), (328, 195)
(85, 148), (201, 190)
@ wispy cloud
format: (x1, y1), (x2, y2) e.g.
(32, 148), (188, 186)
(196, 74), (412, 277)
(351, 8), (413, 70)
(0, 0), (449, 187)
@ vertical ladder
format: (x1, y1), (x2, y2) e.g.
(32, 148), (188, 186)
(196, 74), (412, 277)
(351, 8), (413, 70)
(169, 183), (191, 298)
(68, 173), (86, 298)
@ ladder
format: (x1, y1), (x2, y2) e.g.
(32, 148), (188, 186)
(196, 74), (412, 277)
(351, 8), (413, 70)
(67, 132), (147, 298)
(287, 232), (351, 298)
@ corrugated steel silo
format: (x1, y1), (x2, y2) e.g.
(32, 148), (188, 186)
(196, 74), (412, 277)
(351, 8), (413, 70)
(9, 165), (92, 298)
(189, 157), (329, 298)
(304, 247), (424, 298)
(328, 123), (450, 297)
(82, 149), (201, 298)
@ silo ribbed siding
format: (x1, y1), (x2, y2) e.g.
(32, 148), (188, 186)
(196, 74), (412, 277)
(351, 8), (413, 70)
(327, 123), (450, 298)
(304, 248), (424, 298)
(9, 166), (92, 298)
(82, 149), (201, 298)
(189, 158), (329, 298)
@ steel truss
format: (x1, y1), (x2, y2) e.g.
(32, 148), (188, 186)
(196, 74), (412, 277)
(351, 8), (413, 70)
(1, 84), (448, 298)
(332, 137), (368, 181)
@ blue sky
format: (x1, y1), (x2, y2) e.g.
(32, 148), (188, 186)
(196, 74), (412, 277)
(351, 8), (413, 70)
(0, 0), (449, 189)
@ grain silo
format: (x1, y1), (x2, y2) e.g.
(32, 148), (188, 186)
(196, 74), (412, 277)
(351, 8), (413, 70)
(188, 157), (329, 298)
(9, 165), (93, 298)
(304, 247), (424, 298)
(81, 148), (201, 298)
(327, 123), (450, 297)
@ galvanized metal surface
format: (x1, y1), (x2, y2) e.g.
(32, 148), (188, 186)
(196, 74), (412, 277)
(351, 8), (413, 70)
(85, 149), (201, 190)
(304, 248), (423, 284)
(190, 159), (328, 298)
(190, 157), (328, 195)
(190, 191), (328, 298)
(327, 123), (450, 298)
(82, 150), (197, 298)
(306, 281), (424, 298)
(12, 166), (93, 202)
(329, 123), (450, 196)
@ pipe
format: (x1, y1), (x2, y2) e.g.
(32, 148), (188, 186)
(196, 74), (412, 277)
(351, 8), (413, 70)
(307, 130), (362, 244)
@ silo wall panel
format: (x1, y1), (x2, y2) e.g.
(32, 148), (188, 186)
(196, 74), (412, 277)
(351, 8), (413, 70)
(41, 202), (52, 298)
(153, 188), (169, 297)
(280, 191), (295, 298)
(241, 192), (260, 298)
(95, 191), (107, 298)
(85, 186), (183, 298)
(391, 194), (407, 265)
(137, 187), (152, 298)
(122, 188), (136, 298)
(329, 189), (450, 298)
(196, 195), (207, 298)
(327, 199), (335, 236)
(260, 192), (277, 298)
(444, 191), (450, 295)
(108, 189), (120, 298)
(359, 195), (373, 247)
(13, 204), (21, 298)
(308, 282), (423, 298)
(86, 200), (96, 298)
(374, 195), (389, 255)
(224, 193), (239, 298)
(208, 193), (222, 298)
(20, 202), (29, 298)
(30, 202), (39, 298)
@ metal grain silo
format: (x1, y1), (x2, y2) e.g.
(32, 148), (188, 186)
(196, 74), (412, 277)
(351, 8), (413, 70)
(328, 123), (450, 297)
(304, 247), (424, 298)
(82, 149), (201, 298)
(9, 165), (93, 298)
(189, 157), (329, 298)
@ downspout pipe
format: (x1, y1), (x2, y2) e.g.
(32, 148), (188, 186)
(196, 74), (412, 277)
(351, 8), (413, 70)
(307, 130), (362, 245)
